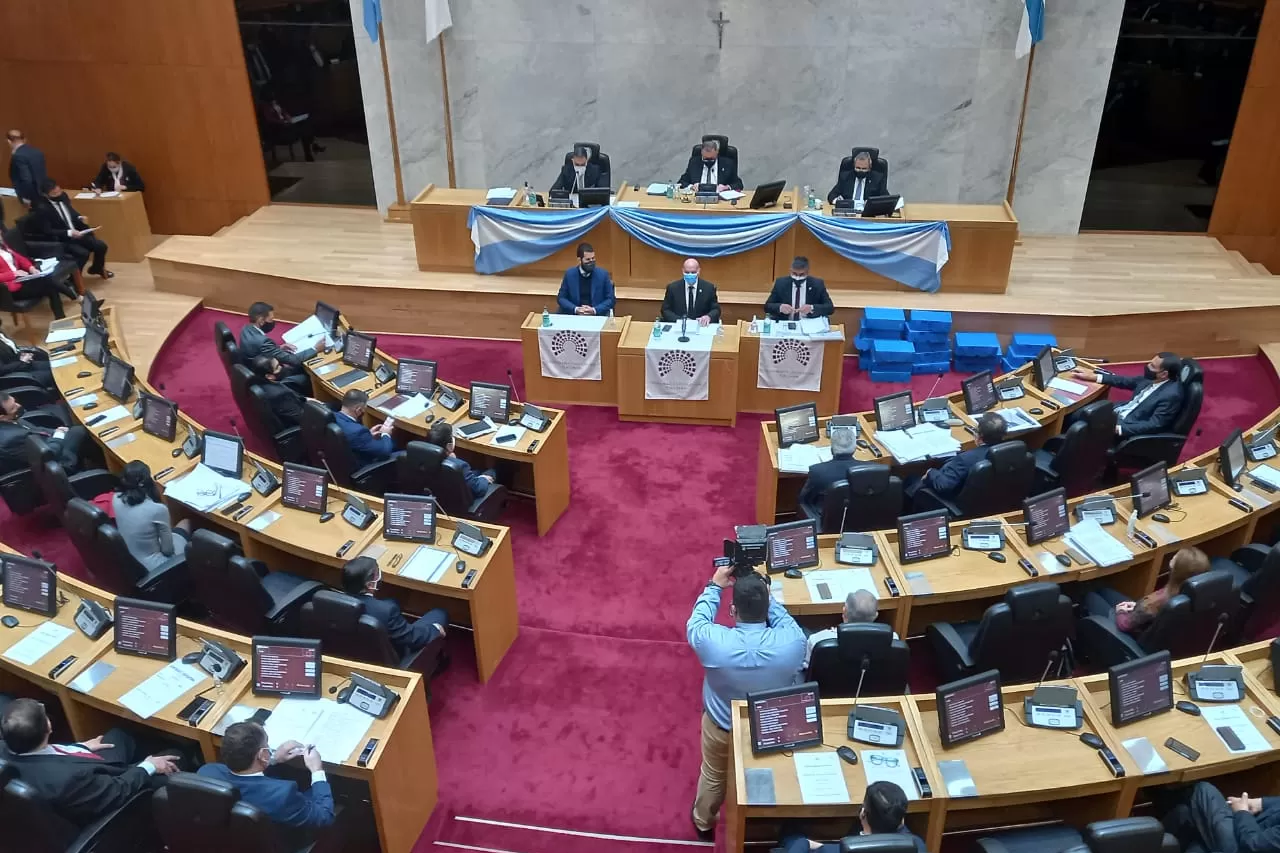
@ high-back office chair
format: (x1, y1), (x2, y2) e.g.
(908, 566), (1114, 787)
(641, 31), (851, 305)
(808, 623), (910, 696)
(837, 145), (891, 184)
(1209, 542), (1280, 640)
(213, 321), (240, 381)
(1109, 358), (1204, 475)
(397, 440), (508, 523)
(187, 529), (321, 635)
(64, 497), (189, 603)
(835, 838), (918, 853)
(231, 365), (305, 463)
(4, 220), (80, 300)
(1033, 401), (1116, 495)
(298, 590), (446, 677)
(691, 133), (738, 163)
(320, 418), (399, 495)
(0, 432), (63, 516)
(154, 773), (316, 853)
(814, 477), (852, 533)
(976, 816), (1179, 853)
(0, 757), (156, 853)
(298, 400), (333, 468)
(843, 464), (905, 532)
(31, 455), (117, 519)
(913, 440), (1035, 519)
(563, 141), (612, 187)
(928, 582), (1074, 683)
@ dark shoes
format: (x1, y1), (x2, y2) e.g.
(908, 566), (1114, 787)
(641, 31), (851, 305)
(690, 807), (713, 842)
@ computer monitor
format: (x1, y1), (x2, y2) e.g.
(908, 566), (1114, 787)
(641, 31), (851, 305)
(1, 555), (57, 617)
(936, 670), (1005, 748)
(1219, 429), (1247, 490)
(897, 509), (952, 564)
(201, 430), (244, 479)
(80, 291), (101, 325)
(1130, 462), (1171, 518)
(469, 381), (510, 422)
(874, 390), (916, 432)
(1108, 651), (1173, 727)
(342, 331), (377, 371)
(746, 682), (823, 755)
(396, 358), (437, 396)
(101, 355), (135, 403)
(1023, 488), (1070, 545)
(282, 463), (328, 514)
(251, 636), (322, 698)
(764, 519), (819, 573)
(775, 403), (819, 448)
(314, 301), (339, 332)
(140, 393), (178, 442)
(1031, 346), (1057, 392)
(578, 187), (611, 208)
(383, 493), (437, 543)
(82, 322), (108, 367)
(113, 597), (177, 661)
(749, 180), (786, 210)
(962, 371), (998, 415)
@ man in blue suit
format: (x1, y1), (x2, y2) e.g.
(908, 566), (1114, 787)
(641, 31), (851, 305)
(198, 722), (334, 830)
(907, 411), (1007, 503)
(335, 389), (398, 466)
(6, 130), (47, 205)
(343, 556), (448, 660)
(556, 242), (615, 316)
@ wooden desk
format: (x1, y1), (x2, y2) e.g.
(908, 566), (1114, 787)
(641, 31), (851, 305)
(519, 312), (629, 407)
(4, 191), (154, 263)
(764, 534), (906, 637)
(736, 322), (845, 417)
(616, 321), (741, 427)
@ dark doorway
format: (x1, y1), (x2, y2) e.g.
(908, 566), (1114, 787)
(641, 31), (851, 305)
(1082, 0), (1264, 231)
(237, 0), (376, 206)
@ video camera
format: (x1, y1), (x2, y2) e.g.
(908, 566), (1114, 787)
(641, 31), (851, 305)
(723, 524), (768, 578)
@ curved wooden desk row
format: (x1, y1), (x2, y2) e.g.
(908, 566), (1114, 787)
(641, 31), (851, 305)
(0, 543), (434, 853)
(50, 308), (519, 684)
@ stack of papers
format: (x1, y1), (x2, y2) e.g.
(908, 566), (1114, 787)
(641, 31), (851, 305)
(777, 443), (833, 473)
(3, 622), (73, 666)
(0, 187), (16, 197)
(45, 327), (86, 344)
(119, 661), (207, 719)
(719, 189), (745, 201)
(804, 568), (878, 603)
(398, 546), (454, 583)
(486, 187), (517, 204)
(283, 315), (335, 351)
(875, 425), (960, 463)
(646, 183), (670, 195)
(1048, 376), (1088, 396)
(997, 407), (1040, 432)
(265, 697), (373, 763)
(1063, 519), (1134, 567)
(1250, 465), (1280, 489)
(164, 464), (249, 512)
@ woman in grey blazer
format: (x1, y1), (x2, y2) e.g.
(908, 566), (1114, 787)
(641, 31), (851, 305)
(111, 461), (192, 571)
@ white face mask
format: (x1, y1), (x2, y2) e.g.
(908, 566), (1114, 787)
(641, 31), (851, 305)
(791, 275), (805, 283)
(573, 164), (586, 175)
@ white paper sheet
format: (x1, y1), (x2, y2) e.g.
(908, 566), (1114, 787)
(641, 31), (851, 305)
(106, 432), (137, 450)
(614, 200), (641, 208)
(248, 510), (280, 531)
(89, 404), (131, 426)
(265, 698), (373, 763)
(804, 569), (879, 603)
(99, 191), (121, 198)
(164, 464), (249, 512)
(861, 749), (920, 799)
(282, 315), (334, 350)
(212, 704), (258, 736)
(0, 187), (16, 197)
(75, 192), (97, 199)
(1201, 705), (1270, 753)
(1063, 519), (1134, 567)
(719, 189), (745, 200)
(793, 752), (851, 804)
(316, 363), (339, 376)
(1249, 465), (1280, 489)
(398, 546), (454, 583)
(49, 356), (77, 369)
(45, 328), (87, 343)
(648, 323), (717, 352)
(1122, 736), (1169, 773)
(264, 698), (325, 748)
(68, 393), (98, 409)
(3, 622), (73, 666)
(390, 394), (432, 420)
(777, 444), (833, 474)
(997, 407), (1040, 432)
(545, 314), (608, 332)
(118, 661), (207, 719)
(491, 424), (527, 446)
(1048, 376), (1088, 395)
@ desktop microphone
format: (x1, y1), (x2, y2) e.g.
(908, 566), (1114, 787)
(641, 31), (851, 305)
(1034, 649), (1061, 689)
(1201, 613), (1230, 664)
(679, 315), (690, 344)
(319, 454), (339, 487)
(228, 417), (244, 443)
(849, 653), (871, 722)
(506, 369), (522, 407)
(923, 370), (945, 402)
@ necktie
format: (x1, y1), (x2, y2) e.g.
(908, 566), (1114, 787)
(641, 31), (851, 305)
(855, 178), (865, 204)
(57, 202), (73, 229)
(703, 164), (712, 184)
(687, 285), (696, 314)
(793, 283), (802, 312)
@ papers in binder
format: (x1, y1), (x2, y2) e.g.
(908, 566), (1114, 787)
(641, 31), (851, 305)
(118, 661), (207, 719)
(1250, 465), (1280, 490)
(164, 464), (248, 512)
(398, 546), (453, 583)
(998, 407), (1040, 432)
(391, 394), (432, 420)
(45, 327), (87, 344)
(3, 622), (73, 666)
(777, 443), (832, 473)
(486, 187), (517, 203)
(875, 425), (960, 463)
(1048, 376), (1088, 395)
(719, 189), (745, 200)
(1063, 519), (1133, 567)
(283, 315), (334, 350)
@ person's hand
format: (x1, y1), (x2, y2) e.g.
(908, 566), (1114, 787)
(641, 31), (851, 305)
(799, 304), (814, 317)
(314, 339), (328, 354)
(481, 473), (495, 483)
(19, 352), (33, 363)
(698, 315), (710, 327)
(81, 735), (114, 752)
(69, 230), (85, 239)
(574, 306), (588, 315)
(711, 564), (734, 589)
(302, 746), (324, 773)
(79, 216), (89, 225)
(147, 755), (180, 775)
(1071, 366), (1097, 382)
(1115, 601), (1136, 613)
(282, 342), (297, 352)
(53, 427), (68, 440)
(1229, 793), (1254, 813)
(717, 184), (729, 192)
(779, 304), (794, 317)
(14, 268), (30, 278)
(433, 622), (447, 637)
(273, 740), (305, 764)
(582, 306), (596, 316)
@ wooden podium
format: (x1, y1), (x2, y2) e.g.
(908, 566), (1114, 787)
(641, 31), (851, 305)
(736, 321), (845, 416)
(519, 312), (629, 406)
(616, 321), (740, 427)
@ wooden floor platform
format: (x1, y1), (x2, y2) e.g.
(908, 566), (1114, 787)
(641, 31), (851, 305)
(145, 204), (1280, 361)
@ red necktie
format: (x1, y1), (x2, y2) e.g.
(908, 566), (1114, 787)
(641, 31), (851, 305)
(52, 745), (103, 760)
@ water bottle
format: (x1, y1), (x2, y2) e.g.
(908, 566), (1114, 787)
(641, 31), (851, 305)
(652, 318), (661, 339)
(763, 315), (773, 335)
(525, 182), (535, 205)
(607, 308), (615, 327)
(666, 179), (675, 200)
(749, 314), (759, 335)
(802, 186), (812, 210)
(541, 306), (550, 328)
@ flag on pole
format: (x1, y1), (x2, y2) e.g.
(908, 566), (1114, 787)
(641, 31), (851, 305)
(363, 0), (382, 42)
(425, 0), (453, 42)
(1015, 0), (1045, 59)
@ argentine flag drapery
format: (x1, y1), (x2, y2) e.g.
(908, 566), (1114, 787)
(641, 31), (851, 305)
(798, 214), (951, 294)
(609, 206), (795, 258)
(1016, 0), (1046, 58)
(467, 206), (609, 275)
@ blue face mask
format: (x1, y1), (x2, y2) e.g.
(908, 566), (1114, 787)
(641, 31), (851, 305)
(683, 272), (697, 285)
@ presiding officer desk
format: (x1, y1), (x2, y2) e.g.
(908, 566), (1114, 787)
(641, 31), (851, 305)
(0, 546), (435, 853)
(49, 308), (520, 684)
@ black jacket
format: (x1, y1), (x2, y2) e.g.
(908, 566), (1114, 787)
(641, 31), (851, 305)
(918, 446), (989, 499)
(549, 162), (604, 194)
(91, 161), (145, 193)
(678, 155), (742, 191)
(8, 144), (48, 204)
(258, 380), (306, 429)
(360, 594), (442, 660)
(799, 453), (856, 517)
(31, 195), (88, 242)
(0, 417), (61, 475)
(1101, 373), (1184, 438)
(764, 276), (834, 320)
(661, 278), (721, 323)
(828, 170), (888, 203)
(6, 750), (151, 827)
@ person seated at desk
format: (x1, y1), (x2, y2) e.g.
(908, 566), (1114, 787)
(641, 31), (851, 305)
(239, 302), (321, 395)
(1071, 352), (1184, 441)
(1082, 546), (1208, 635)
(427, 420), (498, 498)
(34, 179), (113, 280)
(343, 556), (448, 659)
(1161, 780), (1280, 853)
(907, 412), (1007, 502)
(0, 698), (179, 827)
(797, 425), (857, 519)
(661, 258), (721, 326)
(556, 241), (615, 316)
(0, 317), (55, 388)
(336, 389), (397, 466)
(828, 149), (888, 205)
(90, 152), (145, 193)
(6, 129), (47, 206)
(764, 256), (834, 321)
(0, 392), (96, 477)
(550, 145), (605, 200)
(113, 461), (193, 572)
(0, 231), (79, 320)
(259, 97), (324, 162)
(803, 590), (898, 670)
(197, 722), (334, 830)
(778, 781), (928, 853)
(678, 139), (743, 192)
(250, 355), (307, 428)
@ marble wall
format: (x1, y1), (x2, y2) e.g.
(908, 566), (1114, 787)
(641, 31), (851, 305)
(355, 0), (1124, 234)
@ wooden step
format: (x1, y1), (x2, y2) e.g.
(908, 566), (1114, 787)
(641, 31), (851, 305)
(1253, 262), (1273, 276)
(1225, 249), (1260, 276)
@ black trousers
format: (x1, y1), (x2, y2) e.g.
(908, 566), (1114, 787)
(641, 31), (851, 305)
(1163, 782), (1240, 853)
(50, 425), (97, 472)
(62, 235), (109, 274)
(11, 277), (75, 319)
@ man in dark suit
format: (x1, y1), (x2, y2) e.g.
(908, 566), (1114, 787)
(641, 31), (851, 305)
(427, 420), (498, 499)
(91, 152), (146, 193)
(798, 425), (857, 520)
(239, 302), (321, 395)
(907, 412), (1007, 502)
(661, 258), (722, 325)
(549, 146), (605, 199)
(828, 150), (888, 205)
(197, 722), (334, 830)
(1071, 352), (1184, 440)
(34, 179), (113, 280)
(0, 392), (96, 477)
(1, 698), (178, 827)
(1161, 780), (1280, 853)
(335, 389), (398, 467)
(0, 318), (55, 388)
(250, 356), (306, 428)
(6, 130), (47, 205)
(342, 556), (448, 659)
(764, 256), (834, 321)
(678, 140), (743, 191)
(556, 241), (615, 315)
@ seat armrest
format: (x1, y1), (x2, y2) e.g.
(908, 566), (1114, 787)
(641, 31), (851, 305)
(973, 840), (1013, 853)
(22, 411), (64, 431)
(265, 579), (325, 623)
(467, 482), (508, 523)
(1033, 450), (1059, 480)
(66, 789), (155, 853)
(67, 469), (118, 499)
(1076, 615), (1145, 666)
(273, 425), (307, 464)
(137, 555), (190, 604)
(1111, 433), (1186, 470)
(912, 486), (960, 518)
(0, 371), (45, 390)
(927, 622), (976, 679)
(351, 457), (399, 495)
(1229, 543), (1272, 573)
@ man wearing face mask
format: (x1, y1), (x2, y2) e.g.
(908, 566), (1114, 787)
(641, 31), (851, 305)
(661, 258), (721, 326)
(198, 722), (333, 830)
(678, 139), (743, 191)
(250, 355), (308, 428)
(764, 256), (834, 321)
(550, 146), (605, 204)
(1071, 352), (1185, 440)
(342, 556), (448, 660)
(239, 302), (323, 395)
(828, 150), (888, 206)
(0, 392), (95, 477)
(556, 242), (615, 315)
(33, 179), (113, 279)
(90, 152), (145, 193)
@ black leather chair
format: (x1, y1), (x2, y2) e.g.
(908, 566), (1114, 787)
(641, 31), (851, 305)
(1033, 401), (1117, 495)
(213, 321), (241, 382)
(232, 365), (305, 463)
(153, 772), (317, 853)
(842, 464), (905, 532)
(1211, 542), (1280, 640)
(321, 417), (398, 496)
(691, 133), (738, 164)
(298, 399), (332, 468)
(298, 590), (445, 677)
(187, 529), (322, 635)
(397, 440), (507, 522)
(0, 464), (41, 515)
(1108, 358), (1205, 476)
(64, 497), (189, 603)
(838, 837), (917, 853)
(913, 440), (1035, 519)
(28, 436), (116, 518)
(837, 145), (891, 186)
(563, 141), (612, 187)
(811, 477), (852, 533)
(0, 757), (156, 853)
(975, 816), (1178, 853)
(928, 582), (1074, 684)
(808, 623), (910, 696)
(1076, 568), (1240, 667)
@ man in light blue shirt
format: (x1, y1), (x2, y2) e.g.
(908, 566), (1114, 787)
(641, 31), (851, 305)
(687, 564), (805, 840)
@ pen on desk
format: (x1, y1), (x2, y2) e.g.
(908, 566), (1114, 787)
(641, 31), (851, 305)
(99, 426), (118, 438)
(65, 386), (84, 396)
(155, 466), (175, 480)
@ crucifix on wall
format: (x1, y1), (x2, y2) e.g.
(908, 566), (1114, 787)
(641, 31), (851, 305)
(711, 10), (730, 49)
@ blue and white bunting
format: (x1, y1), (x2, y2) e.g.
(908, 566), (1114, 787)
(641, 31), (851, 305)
(798, 214), (951, 294)
(467, 206), (609, 275)
(608, 206), (796, 258)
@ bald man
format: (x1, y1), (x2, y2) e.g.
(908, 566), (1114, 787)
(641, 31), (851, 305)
(660, 258), (721, 326)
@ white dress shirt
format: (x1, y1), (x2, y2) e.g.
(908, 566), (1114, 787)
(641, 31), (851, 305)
(791, 279), (808, 312)
(109, 166), (125, 192)
(700, 161), (718, 185)
(53, 200), (77, 236)
(1114, 379), (1166, 435)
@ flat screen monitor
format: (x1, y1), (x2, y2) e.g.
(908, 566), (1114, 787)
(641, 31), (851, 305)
(764, 519), (819, 572)
(1023, 488), (1070, 544)
(775, 403), (819, 448)
(201, 430), (244, 479)
(747, 682), (823, 755)
(469, 381), (510, 422)
(113, 597), (177, 661)
(140, 393), (178, 442)
(82, 322), (108, 367)
(936, 670), (1005, 748)
(962, 371), (998, 415)
(1130, 462), (1171, 518)
(874, 390), (916, 432)
(749, 180), (787, 210)
(80, 291), (101, 325)
(578, 187), (610, 208)
(1, 554), (56, 617)
(1031, 346), (1057, 392)
(1108, 651), (1173, 727)
(897, 509), (952, 564)
(342, 331), (377, 371)
(1219, 429), (1247, 489)
(314, 301), (339, 332)
(382, 493), (437, 543)
(102, 355), (135, 403)
(252, 636), (322, 698)
(396, 358), (437, 396)
(282, 463), (327, 514)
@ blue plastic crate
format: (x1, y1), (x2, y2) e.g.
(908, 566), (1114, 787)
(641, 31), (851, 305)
(912, 361), (951, 375)
(1007, 343), (1046, 361)
(870, 339), (915, 364)
(863, 307), (906, 331)
(908, 309), (953, 333)
(1002, 354), (1032, 372)
(860, 326), (906, 341)
(953, 332), (1001, 358)
(913, 349), (951, 363)
(869, 369), (913, 383)
(953, 357), (1001, 374)
(1010, 332), (1057, 350)
(906, 328), (950, 346)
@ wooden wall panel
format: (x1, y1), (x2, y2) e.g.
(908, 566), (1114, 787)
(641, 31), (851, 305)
(0, 0), (268, 237)
(1210, 0), (1280, 272)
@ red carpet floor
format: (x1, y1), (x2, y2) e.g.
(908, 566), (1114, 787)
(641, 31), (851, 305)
(4, 307), (1279, 853)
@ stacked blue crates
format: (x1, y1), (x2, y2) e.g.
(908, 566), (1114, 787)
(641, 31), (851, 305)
(906, 310), (952, 376)
(855, 307), (912, 382)
(1002, 332), (1058, 372)
(953, 332), (1002, 374)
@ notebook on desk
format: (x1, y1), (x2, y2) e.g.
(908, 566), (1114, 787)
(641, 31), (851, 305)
(332, 368), (369, 388)
(457, 419), (496, 440)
